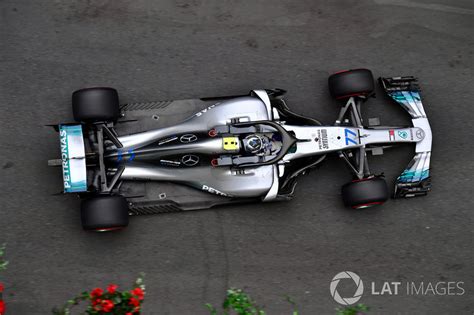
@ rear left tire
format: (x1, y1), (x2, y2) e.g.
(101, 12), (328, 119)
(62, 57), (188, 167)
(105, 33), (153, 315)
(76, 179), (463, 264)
(72, 87), (120, 122)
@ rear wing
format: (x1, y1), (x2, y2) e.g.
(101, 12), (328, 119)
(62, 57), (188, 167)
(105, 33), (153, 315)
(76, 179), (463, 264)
(380, 76), (432, 198)
(59, 125), (88, 193)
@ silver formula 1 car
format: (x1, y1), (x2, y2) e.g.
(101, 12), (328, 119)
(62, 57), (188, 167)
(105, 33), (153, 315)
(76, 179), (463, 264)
(49, 69), (432, 231)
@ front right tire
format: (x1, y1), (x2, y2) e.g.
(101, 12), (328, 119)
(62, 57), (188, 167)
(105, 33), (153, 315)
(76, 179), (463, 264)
(341, 177), (389, 209)
(81, 195), (129, 231)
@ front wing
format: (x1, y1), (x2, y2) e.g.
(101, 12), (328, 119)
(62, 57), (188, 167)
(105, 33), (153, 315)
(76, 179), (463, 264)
(380, 76), (432, 198)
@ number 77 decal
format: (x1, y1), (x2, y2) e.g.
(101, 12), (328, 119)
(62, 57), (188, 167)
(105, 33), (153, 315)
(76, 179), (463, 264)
(344, 128), (358, 145)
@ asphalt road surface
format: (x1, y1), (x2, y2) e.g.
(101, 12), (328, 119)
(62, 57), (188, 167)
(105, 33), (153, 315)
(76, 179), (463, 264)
(1, 1), (473, 314)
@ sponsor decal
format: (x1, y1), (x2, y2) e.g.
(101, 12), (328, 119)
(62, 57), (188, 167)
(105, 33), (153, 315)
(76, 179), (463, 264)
(158, 136), (178, 145)
(180, 134), (198, 143)
(398, 130), (408, 139)
(317, 129), (329, 150)
(202, 185), (229, 197)
(416, 129), (425, 140)
(58, 125), (87, 192)
(59, 129), (71, 189)
(389, 129), (395, 141)
(195, 104), (218, 117)
(182, 154), (200, 166)
(159, 159), (181, 166)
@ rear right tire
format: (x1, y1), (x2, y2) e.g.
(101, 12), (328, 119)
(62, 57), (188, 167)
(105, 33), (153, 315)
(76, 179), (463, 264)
(81, 195), (129, 231)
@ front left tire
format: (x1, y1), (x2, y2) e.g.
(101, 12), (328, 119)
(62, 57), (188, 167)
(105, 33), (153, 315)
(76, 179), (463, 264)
(328, 69), (375, 100)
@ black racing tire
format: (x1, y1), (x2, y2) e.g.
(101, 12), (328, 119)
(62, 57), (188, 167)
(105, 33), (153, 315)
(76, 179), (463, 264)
(341, 177), (389, 209)
(81, 195), (129, 231)
(328, 69), (375, 100)
(72, 87), (120, 122)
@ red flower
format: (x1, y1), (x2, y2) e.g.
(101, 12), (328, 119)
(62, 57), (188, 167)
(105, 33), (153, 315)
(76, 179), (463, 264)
(92, 298), (102, 306)
(0, 300), (5, 314)
(101, 299), (114, 312)
(90, 287), (103, 298)
(0, 283), (3, 292)
(107, 284), (118, 294)
(129, 297), (140, 307)
(130, 287), (145, 300)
